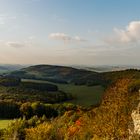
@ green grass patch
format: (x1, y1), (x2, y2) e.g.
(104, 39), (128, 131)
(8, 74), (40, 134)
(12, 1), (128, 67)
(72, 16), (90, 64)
(59, 84), (104, 107)
(22, 79), (105, 107)
(0, 119), (13, 129)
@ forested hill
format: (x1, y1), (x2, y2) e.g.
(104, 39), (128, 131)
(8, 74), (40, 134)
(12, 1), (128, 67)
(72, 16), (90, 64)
(8, 65), (140, 87)
(102, 69), (140, 85)
(9, 65), (104, 86)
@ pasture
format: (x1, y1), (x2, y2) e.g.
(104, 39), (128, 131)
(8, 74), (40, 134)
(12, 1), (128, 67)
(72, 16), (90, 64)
(0, 119), (13, 129)
(22, 79), (105, 107)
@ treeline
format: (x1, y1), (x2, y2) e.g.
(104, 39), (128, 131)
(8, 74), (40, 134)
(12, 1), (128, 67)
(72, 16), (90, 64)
(21, 81), (58, 91)
(9, 71), (68, 84)
(0, 101), (78, 119)
(102, 69), (140, 86)
(0, 77), (72, 103)
(0, 86), (71, 103)
(0, 76), (58, 92)
(0, 101), (20, 118)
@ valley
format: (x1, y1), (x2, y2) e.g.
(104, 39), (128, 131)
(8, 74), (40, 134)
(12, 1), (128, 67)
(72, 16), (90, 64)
(0, 64), (140, 139)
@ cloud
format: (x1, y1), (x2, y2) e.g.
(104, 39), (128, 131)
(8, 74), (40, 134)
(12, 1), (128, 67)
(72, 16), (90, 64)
(49, 33), (87, 43)
(28, 36), (36, 40)
(6, 42), (26, 48)
(49, 33), (71, 41)
(0, 15), (16, 25)
(105, 21), (140, 44)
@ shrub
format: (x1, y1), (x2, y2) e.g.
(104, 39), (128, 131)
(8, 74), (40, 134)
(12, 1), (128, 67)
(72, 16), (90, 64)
(128, 80), (140, 92)
(25, 123), (52, 140)
(20, 102), (33, 119)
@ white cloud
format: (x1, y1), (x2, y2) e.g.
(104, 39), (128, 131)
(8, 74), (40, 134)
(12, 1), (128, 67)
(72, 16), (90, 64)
(0, 15), (16, 25)
(49, 33), (87, 43)
(105, 21), (140, 44)
(6, 42), (26, 48)
(49, 33), (71, 41)
(74, 36), (87, 42)
(28, 36), (36, 40)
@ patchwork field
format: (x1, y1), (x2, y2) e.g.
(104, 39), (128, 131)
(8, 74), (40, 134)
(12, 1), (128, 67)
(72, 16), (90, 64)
(22, 79), (105, 107)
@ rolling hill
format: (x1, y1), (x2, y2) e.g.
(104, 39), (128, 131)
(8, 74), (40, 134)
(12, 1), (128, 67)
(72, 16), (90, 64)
(0, 64), (25, 74)
(7, 65), (140, 87)
(9, 65), (104, 86)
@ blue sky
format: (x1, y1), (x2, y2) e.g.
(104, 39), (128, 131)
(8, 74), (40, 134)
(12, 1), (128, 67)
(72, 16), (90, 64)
(0, 0), (140, 65)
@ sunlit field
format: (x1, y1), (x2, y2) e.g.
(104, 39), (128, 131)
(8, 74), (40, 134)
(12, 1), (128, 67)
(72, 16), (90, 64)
(0, 119), (13, 129)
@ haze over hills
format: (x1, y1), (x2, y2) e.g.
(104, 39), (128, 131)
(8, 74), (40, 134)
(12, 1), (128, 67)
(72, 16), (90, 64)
(1, 63), (140, 75)
(6, 64), (140, 88)
(72, 65), (140, 72)
(0, 64), (26, 74)
(8, 64), (103, 86)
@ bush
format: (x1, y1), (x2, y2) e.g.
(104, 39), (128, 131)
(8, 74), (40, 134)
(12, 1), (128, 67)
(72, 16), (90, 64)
(128, 80), (140, 92)
(3, 118), (27, 140)
(25, 123), (52, 140)
(20, 102), (33, 119)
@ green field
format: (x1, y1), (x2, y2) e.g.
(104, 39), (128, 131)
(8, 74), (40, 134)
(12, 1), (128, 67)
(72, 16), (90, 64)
(59, 84), (104, 106)
(0, 119), (13, 129)
(22, 79), (105, 107)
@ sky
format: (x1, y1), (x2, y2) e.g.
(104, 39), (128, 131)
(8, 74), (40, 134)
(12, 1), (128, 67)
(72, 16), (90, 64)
(0, 0), (140, 65)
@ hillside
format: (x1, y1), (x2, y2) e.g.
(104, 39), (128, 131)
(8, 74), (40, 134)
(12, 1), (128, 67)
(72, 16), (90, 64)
(0, 77), (70, 104)
(102, 69), (140, 86)
(9, 65), (104, 86)
(0, 64), (25, 74)
(8, 65), (140, 88)
(1, 78), (139, 139)
(0, 66), (140, 139)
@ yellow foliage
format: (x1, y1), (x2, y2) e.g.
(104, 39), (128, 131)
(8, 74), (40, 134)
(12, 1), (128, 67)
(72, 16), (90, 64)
(25, 123), (52, 140)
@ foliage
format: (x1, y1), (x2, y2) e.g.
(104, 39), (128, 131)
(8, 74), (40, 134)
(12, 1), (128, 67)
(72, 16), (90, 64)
(1, 68), (140, 139)
(2, 116), (48, 140)
(0, 100), (20, 119)
(0, 81), (70, 103)
(128, 79), (140, 92)
(25, 123), (52, 140)
(21, 79), (139, 140)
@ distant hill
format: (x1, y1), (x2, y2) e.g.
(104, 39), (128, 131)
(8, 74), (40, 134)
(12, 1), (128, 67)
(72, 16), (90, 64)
(8, 65), (140, 87)
(8, 65), (104, 86)
(73, 65), (140, 72)
(0, 64), (25, 74)
(102, 69), (140, 85)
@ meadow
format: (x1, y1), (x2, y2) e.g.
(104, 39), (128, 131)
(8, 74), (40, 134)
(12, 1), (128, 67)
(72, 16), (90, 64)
(0, 119), (13, 129)
(22, 79), (104, 107)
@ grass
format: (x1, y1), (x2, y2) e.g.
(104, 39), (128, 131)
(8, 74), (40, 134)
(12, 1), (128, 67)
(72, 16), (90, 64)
(0, 119), (13, 129)
(59, 84), (104, 106)
(22, 79), (105, 107)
